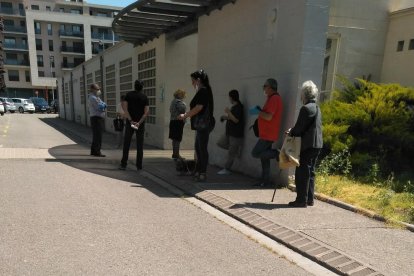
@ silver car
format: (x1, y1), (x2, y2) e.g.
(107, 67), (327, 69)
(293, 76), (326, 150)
(11, 98), (35, 113)
(0, 97), (17, 113)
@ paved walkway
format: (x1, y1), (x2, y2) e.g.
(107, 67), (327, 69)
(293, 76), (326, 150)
(41, 117), (413, 276)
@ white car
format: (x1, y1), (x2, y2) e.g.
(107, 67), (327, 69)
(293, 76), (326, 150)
(11, 98), (35, 113)
(0, 102), (4, 116)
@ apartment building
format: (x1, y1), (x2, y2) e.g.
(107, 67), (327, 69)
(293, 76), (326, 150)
(0, 0), (122, 100)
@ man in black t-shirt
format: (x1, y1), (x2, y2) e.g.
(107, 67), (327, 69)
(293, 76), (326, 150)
(119, 80), (149, 171)
(217, 90), (244, 175)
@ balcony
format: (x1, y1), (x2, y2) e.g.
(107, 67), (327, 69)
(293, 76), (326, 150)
(61, 62), (76, 70)
(91, 32), (120, 42)
(3, 42), (29, 51)
(59, 30), (84, 39)
(60, 46), (85, 55)
(0, 7), (25, 16)
(4, 25), (27, 34)
(4, 59), (30, 67)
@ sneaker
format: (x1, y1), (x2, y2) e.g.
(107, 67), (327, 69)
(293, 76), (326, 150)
(217, 168), (231, 175)
(118, 165), (126, 170)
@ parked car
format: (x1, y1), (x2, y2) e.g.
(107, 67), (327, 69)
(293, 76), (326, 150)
(0, 97), (17, 113)
(50, 100), (59, 113)
(0, 102), (4, 116)
(11, 98), (35, 113)
(30, 97), (51, 113)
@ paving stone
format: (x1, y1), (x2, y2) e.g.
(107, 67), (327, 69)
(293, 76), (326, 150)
(318, 251), (341, 262)
(350, 267), (376, 276)
(307, 246), (330, 256)
(328, 256), (352, 267)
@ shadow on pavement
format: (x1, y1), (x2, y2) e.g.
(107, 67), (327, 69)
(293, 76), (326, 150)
(230, 202), (291, 210)
(47, 144), (179, 199)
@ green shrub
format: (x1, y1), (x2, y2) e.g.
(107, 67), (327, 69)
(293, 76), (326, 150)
(321, 78), (414, 182)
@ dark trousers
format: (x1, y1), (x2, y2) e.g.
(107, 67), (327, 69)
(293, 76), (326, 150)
(90, 116), (104, 155)
(121, 121), (145, 169)
(195, 129), (210, 174)
(251, 139), (279, 185)
(295, 148), (321, 203)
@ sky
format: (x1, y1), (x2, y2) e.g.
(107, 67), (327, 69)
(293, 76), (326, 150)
(86, 0), (136, 8)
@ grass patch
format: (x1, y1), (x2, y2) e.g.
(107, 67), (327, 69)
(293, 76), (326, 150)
(316, 175), (414, 225)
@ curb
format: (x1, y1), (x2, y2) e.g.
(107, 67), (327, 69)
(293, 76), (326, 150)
(144, 170), (383, 276)
(288, 184), (414, 233)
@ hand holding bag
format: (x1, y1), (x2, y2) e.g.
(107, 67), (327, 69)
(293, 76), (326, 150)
(279, 136), (301, 169)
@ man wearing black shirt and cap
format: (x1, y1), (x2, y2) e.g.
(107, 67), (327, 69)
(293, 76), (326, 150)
(119, 80), (149, 171)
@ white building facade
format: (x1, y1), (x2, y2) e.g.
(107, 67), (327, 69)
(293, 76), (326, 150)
(0, 0), (122, 99)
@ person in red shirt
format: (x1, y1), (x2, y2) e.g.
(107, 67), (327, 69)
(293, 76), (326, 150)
(251, 78), (283, 187)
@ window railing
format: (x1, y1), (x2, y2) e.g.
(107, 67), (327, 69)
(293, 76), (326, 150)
(61, 62), (75, 69)
(4, 25), (27, 33)
(5, 59), (30, 66)
(0, 7), (25, 16)
(59, 30), (84, 38)
(61, 46), (85, 53)
(91, 32), (120, 41)
(3, 42), (28, 50)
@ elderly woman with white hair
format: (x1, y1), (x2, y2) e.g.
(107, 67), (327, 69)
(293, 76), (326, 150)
(287, 80), (323, 208)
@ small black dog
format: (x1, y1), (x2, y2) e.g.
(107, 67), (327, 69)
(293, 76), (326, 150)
(175, 158), (196, 176)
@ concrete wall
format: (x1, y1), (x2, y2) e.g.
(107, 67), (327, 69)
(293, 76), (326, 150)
(164, 34), (198, 150)
(381, 8), (414, 86)
(327, 0), (391, 85)
(58, 34), (198, 149)
(197, 0), (329, 182)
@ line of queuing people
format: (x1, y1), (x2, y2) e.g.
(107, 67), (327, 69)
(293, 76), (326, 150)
(88, 71), (322, 207)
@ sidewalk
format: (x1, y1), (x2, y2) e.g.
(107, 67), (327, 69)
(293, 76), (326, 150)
(45, 117), (413, 276)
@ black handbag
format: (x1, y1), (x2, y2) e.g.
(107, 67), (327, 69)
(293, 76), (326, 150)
(193, 104), (215, 131)
(113, 117), (124, 131)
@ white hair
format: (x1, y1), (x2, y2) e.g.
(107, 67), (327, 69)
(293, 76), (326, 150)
(301, 80), (319, 101)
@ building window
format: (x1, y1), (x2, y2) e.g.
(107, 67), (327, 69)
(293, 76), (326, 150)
(25, 71), (30, 82)
(71, 9), (81, 14)
(37, 55), (44, 67)
(20, 20), (25, 27)
(4, 19), (14, 26)
(80, 76), (85, 104)
(85, 73), (93, 104)
(52, 72), (56, 78)
(50, 56), (55, 68)
(409, 39), (414, 50)
(38, 71), (45, 77)
(8, 70), (19, 81)
(35, 22), (41, 34)
(97, 12), (108, 17)
(105, 64), (116, 118)
(31, 5), (39, 10)
(138, 48), (156, 124)
(72, 25), (82, 35)
(46, 6), (51, 11)
(36, 39), (42, 51)
(397, 40), (404, 52)
(47, 23), (52, 35)
(4, 37), (16, 46)
(49, 40), (53, 51)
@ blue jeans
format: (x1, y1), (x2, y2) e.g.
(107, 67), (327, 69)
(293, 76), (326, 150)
(251, 139), (279, 185)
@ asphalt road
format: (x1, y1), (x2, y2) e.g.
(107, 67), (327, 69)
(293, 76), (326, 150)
(0, 113), (311, 275)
